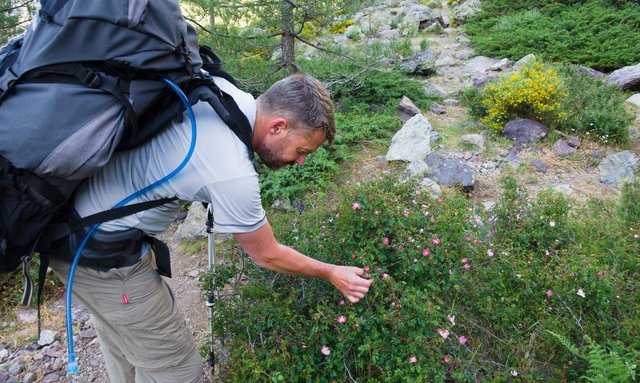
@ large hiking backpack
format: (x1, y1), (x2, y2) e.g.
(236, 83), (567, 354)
(0, 0), (253, 280)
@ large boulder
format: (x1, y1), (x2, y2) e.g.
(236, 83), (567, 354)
(400, 50), (437, 75)
(386, 114), (433, 162)
(605, 64), (640, 90)
(598, 150), (639, 187)
(502, 119), (548, 143)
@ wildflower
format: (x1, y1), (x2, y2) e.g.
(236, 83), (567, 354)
(461, 258), (468, 263)
(549, 221), (556, 227)
(447, 314), (456, 326)
(433, 238), (440, 245)
(351, 254), (356, 259)
(403, 210), (409, 217)
(597, 271), (604, 277)
(337, 315), (347, 324)
(413, 199), (418, 205)
(443, 356), (450, 363)
(437, 329), (450, 339)
(413, 258), (418, 263)
(352, 202), (361, 211)
(422, 249), (430, 256)
(464, 237), (470, 241)
(546, 290), (553, 297)
(464, 264), (470, 269)
(374, 210), (379, 215)
(339, 300), (345, 306)
(473, 239), (479, 244)
(409, 356), (417, 363)
(487, 249), (494, 257)
(419, 228), (424, 234)
(364, 265), (370, 272)
(430, 216), (435, 222)
(577, 289), (586, 298)
(321, 345), (331, 356)
(511, 370), (519, 376)
(459, 336), (467, 344)
(384, 237), (390, 245)
(634, 233), (639, 238)
(382, 273), (389, 279)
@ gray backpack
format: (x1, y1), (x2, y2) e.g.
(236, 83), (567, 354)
(0, 0), (253, 286)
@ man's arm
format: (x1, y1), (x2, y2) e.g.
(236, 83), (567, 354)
(234, 221), (372, 303)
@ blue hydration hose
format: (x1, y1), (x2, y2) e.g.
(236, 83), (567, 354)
(66, 78), (197, 374)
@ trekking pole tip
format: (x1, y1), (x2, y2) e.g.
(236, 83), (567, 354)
(67, 356), (79, 375)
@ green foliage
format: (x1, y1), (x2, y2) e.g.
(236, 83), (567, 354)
(555, 64), (634, 144)
(547, 331), (639, 382)
(464, 0), (640, 71)
(461, 61), (633, 143)
(208, 175), (640, 381)
(0, 0), (37, 45)
(618, 180), (640, 228)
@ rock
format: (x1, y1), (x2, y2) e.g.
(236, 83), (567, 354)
(443, 98), (459, 106)
(42, 373), (60, 383)
(578, 66), (605, 78)
(397, 96), (421, 122)
(0, 348), (8, 361)
(490, 58), (513, 72)
(553, 139), (577, 157)
(502, 119), (548, 143)
(8, 361), (22, 375)
(554, 184), (574, 195)
(0, 371), (9, 383)
(399, 50), (436, 75)
(514, 54), (536, 68)
(174, 203), (207, 240)
(566, 136), (581, 148)
(405, 160), (429, 177)
(429, 102), (446, 114)
(38, 330), (57, 347)
(460, 134), (485, 150)
(14, 309), (38, 324)
(605, 64), (640, 90)
(426, 159), (475, 189)
(419, 177), (442, 198)
(531, 160), (549, 173)
(599, 150), (640, 187)
(464, 56), (502, 76)
(459, 121), (484, 130)
(425, 151), (443, 168)
(22, 373), (36, 383)
(386, 114), (433, 162)
(79, 329), (97, 339)
(626, 93), (640, 107)
(453, 0), (481, 23)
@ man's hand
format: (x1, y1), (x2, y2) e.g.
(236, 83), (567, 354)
(328, 266), (373, 303)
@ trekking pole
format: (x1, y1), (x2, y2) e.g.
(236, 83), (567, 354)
(205, 204), (216, 373)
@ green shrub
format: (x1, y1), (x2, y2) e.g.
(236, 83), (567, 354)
(207, 175), (640, 382)
(555, 64), (634, 143)
(464, 0), (640, 71)
(476, 60), (568, 132)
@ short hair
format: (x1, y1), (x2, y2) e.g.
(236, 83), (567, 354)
(257, 74), (335, 144)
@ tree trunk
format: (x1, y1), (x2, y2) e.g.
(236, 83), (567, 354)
(280, 1), (298, 75)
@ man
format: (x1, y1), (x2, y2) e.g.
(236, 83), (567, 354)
(49, 73), (372, 383)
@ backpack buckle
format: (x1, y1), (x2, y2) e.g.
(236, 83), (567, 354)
(73, 66), (102, 88)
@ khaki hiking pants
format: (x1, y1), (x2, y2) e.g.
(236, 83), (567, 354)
(50, 250), (204, 383)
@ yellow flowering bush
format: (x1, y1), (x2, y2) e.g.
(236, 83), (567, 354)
(327, 19), (354, 34)
(481, 61), (567, 132)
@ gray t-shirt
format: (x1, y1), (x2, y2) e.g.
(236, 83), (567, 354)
(73, 77), (266, 235)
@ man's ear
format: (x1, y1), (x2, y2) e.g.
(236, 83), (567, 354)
(269, 118), (288, 135)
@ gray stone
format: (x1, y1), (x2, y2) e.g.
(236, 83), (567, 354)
(427, 159), (475, 188)
(599, 150), (640, 187)
(605, 64), (640, 90)
(425, 152), (443, 168)
(79, 328), (97, 339)
(0, 348), (8, 361)
(554, 184), (574, 195)
(460, 134), (485, 149)
(578, 66), (605, 78)
(459, 121), (484, 130)
(514, 54), (536, 68)
(502, 119), (548, 143)
(490, 58), (513, 72)
(429, 102), (446, 114)
(419, 177), (442, 198)
(399, 50), (437, 75)
(626, 93), (640, 107)
(566, 136), (581, 148)
(553, 139), (577, 157)
(464, 56), (502, 76)
(453, 0), (481, 23)
(8, 361), (22, 375)
(174, 203), (207, 240)
(22, 373), (36, 383)
(443, 98), (459, 106)
(14, 309), (37, 324)
(531, 160), (548, 173)
(37, 330), (57, 346)
(397, 96), (421, 122)
(0, 371), (9, 383)
(42, 373), (60, 383)
(405, 160), (429, 177)
(386, 114), (433, 162)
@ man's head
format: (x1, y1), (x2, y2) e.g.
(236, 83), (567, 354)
(254, 74), (335, 169)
